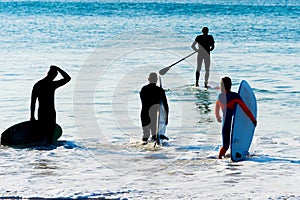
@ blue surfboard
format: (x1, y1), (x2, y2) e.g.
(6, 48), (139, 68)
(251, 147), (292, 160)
(231, 80), (257, 162)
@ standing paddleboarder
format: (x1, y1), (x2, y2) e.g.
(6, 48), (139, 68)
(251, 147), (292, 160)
(191, 27), (215, 88)
(30, 65), (71, 144)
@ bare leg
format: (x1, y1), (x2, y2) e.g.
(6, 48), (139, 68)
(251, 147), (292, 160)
(218, 146), (227, 159)
(142, 125), (150, 142)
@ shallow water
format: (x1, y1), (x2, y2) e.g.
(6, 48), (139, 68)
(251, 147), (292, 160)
(0, 1), (299, 199)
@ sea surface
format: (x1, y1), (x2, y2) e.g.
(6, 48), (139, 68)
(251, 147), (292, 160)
(0, 0), (299, 199)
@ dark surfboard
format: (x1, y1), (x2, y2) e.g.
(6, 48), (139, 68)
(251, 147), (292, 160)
(1, 121), (62, 147)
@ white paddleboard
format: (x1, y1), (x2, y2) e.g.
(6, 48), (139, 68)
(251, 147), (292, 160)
(191, 81), (220, 91)
(157, 100), (167, 144)
(156, 76), (168, 145)
(231, 80), (257, 162)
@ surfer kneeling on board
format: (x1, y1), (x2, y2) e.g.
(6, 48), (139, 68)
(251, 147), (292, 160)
(140, 72), (169, 144)
(215, 77), (257, 159)
(30, 65), (71, 144)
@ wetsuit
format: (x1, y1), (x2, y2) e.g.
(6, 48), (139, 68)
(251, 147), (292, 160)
(194, 34), (215, 86)
(195, 34), (215, 54)
(31, 77), (69, 143)
(140, 83), (168, 141)
(215, 91), (256, 150)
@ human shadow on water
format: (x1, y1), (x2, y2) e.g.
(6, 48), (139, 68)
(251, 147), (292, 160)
(175, 145), (218, 154)
(26, 140), (83, 151)
(247, 155), (300, 164)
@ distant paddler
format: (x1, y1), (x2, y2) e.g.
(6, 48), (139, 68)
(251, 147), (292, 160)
(191, 27), (215, 88)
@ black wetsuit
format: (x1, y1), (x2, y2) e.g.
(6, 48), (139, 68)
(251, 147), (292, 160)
(194, 34), (215, 86)
(140, 83), (168, 131)
(31, 78), (69, 143)
(216, 92), (255, 150)
(195, 34), (215, 54)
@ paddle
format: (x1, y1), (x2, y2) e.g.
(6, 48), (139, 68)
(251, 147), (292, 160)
(159, 51), (197, 75)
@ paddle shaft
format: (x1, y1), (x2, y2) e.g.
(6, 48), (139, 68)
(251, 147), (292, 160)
(168, 51), (196, 68)
(159, 51), (197, 75)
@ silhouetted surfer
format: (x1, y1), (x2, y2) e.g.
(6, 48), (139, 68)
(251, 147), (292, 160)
(140, 72), (169, 144)
(215, 77), (257, 159)
(30, 65), (71, 144)
(191, 27), (215, 88)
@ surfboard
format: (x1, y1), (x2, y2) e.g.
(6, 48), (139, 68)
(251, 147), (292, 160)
(156, 76), (168, 145)
(157, 100), (167, 145)
(1, 121), (62, 147)
(231, 80), (257, 162)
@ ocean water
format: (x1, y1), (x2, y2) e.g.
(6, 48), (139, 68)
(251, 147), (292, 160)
(0, 0), (299, 199)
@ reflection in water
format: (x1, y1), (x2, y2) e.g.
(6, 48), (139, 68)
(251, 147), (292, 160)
(29, 158), (59, 177)
(195, 90), (214, 124)
(195, 90), (211, 114)
(170, 85), (216, 125)
(31, 159), (58, 170)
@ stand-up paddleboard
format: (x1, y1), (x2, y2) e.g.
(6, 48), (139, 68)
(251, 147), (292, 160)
(156, 76), (168, 145)
(1, 121), (62, 147)
(192, 81), (220, 91)
(231, 80), (257, 162)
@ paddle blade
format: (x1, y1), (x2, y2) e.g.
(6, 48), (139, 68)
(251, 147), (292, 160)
(159, 66), (171, 75)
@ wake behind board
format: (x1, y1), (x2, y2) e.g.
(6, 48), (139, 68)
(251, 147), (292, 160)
(1, 121), (62, 147)
(156, 75), (168, 145)
(231, 80), (257, 162)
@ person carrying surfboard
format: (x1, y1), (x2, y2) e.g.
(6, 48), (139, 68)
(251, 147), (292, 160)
(30, 65), (71, 144)
(191, 26), (215, 88)
(215, 77), (257, 159)
(140, 72), (169, 144)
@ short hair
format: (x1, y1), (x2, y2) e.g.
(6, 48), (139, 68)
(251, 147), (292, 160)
(222, 77), (232, 92)
(202, 27), (209, 34)
(47, 68), (58, 79)
(148, 72), (158, 83)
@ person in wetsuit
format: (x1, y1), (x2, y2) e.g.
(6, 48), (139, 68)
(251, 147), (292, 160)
(30, 65), (71, 144)
(191, 27), (215, 88)
(140, 72), (169, 144)
(215, 77), (257, 159)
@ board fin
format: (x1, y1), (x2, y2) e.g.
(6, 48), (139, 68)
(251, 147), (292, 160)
(235, 152), (242, 159)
